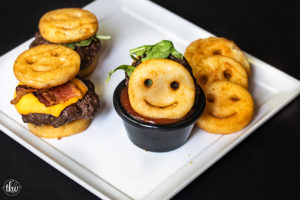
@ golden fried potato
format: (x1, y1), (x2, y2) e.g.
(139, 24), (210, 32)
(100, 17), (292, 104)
(39, 8), (98, 43)
(128, 59), (195, 119)
(187, 37), (250, 75)
(184, 38), (204, 63)
(193, 55), (248, 89)
(28, 119), (91, 139)
(14, 44), (80, 89)
(197, 81), (254, 134)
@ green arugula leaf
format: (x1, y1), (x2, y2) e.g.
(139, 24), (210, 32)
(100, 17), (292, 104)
(94, 34), (111, 40)
(171, 49), (184, 60)
(129, 45), (151, 58)
(62, 43), (76, 50)
(74, 38), (93, 46)
(62, 38), (93, 49)
(129, 40), (183, 62)
(130, 54), (138, 61)
(62, 33), (111, 50)
(106, 40), (183, 84)
(105, 65), (135, 84)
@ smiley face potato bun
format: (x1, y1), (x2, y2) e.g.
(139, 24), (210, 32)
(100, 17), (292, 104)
(109, 40), (206, 152)
(30, 8), (102, 77)
(11, 44), (100, 138)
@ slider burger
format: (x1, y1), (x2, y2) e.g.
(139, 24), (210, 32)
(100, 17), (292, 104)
(11, 44), (100, 138)
(30, 8), (105, 77)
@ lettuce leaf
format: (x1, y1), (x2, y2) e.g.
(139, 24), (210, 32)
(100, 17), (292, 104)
(105, 65), (135, 84)
(129, 40), (183, 61)
(62, 34), (111, 49)
(94, 34), (111, 40)
(106, 40), (184, 83)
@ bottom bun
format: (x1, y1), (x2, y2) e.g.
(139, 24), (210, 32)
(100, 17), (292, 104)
(28, 118), (91, 139)
(78, 53), (100, 77)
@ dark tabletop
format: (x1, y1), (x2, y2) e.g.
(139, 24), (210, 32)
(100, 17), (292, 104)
(0, 0), (299, 199)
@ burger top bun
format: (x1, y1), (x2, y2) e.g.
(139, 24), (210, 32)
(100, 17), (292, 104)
(39, 8), (98, 44)
(13, 44), (80, 89)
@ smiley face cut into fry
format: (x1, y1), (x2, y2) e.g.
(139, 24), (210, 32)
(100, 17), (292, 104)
(193, 55), (248, 90)
(186, 37), (251, 75)
(128, 59), (196, 119)
(197, 81), (254, 134)
(39, 8), (98, 44)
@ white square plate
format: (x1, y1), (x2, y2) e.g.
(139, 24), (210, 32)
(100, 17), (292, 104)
(0, 0), (299, 199)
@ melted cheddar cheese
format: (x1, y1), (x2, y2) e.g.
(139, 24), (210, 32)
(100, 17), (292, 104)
(15, 78), (88, 117)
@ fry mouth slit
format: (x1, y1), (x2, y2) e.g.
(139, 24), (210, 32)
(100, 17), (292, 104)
(144, 99), (177, 109)
(209, 112), (236, 119)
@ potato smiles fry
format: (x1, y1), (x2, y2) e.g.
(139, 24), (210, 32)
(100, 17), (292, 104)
(14, 44), (80, 89)
(128, 59), (195, 119)
(187, 37), (250, 75)
(28, 119), (91, 139)
(185, 37), (254, 134)
(193, 55), (248, 90)
(184, 38), (203, 64)
(197, 81), (254, 134)
(39, 8), (98, 44)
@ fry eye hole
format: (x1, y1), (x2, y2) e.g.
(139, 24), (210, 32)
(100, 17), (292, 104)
(171, 81), (179, 90)
(51, 52), (60, 57)
(213, 50), (221, 55)
(207, 94), (215, 102)
(144, 79), (153, 87)
(199, 75), (208, 85)
(223, 69), (232, 80)
(25, 59), (34, 65)
(230, 96), (240, 102)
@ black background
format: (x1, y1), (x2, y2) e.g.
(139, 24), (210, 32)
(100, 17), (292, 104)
(0, 0), (299, 199)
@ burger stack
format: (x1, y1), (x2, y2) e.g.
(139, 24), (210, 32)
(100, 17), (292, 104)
(30, 8), (102, 77)
(10, 8), (101, 139)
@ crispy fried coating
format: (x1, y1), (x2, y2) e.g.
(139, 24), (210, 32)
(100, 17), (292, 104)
(128, 59), (195, 119)
(185, 37), (250, 75)
(197, 81), (254, 134)
(14, 44), (80, 89)
(193, 55), (248, 89)
(28, 119), (91, 138)
(39, 8), (98, 43)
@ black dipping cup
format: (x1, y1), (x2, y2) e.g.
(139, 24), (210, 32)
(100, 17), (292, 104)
(113, 80), (206, 152)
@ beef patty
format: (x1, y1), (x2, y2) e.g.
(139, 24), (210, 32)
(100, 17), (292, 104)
(22, 78), (100, 128)
(30, 31), (101, 70)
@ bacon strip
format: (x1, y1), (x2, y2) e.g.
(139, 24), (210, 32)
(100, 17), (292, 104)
(10, 85), (37, 104)
(11, 82), (82, 107)
(37, 82), (82, 107)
